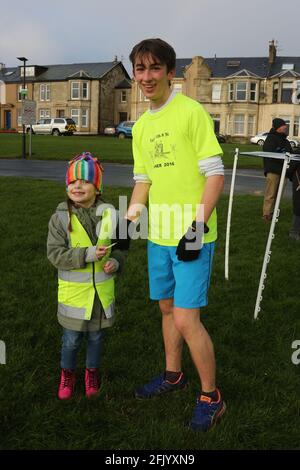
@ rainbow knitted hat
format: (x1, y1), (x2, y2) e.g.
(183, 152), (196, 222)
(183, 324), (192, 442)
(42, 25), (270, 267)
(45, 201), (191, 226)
(66, 152), (104, 192)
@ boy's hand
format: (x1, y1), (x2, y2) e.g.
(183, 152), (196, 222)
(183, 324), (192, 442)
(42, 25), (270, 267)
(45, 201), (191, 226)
(103, 259), (118, 274)
(176, 221), (209, 262)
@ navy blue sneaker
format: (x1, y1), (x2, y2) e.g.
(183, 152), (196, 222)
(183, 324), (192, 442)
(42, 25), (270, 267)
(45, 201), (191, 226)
(188, 389), (226, 432)
(134, 372), (187, 399)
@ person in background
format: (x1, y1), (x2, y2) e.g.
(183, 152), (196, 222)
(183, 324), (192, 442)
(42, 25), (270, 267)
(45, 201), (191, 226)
(262, 118), (300, 240)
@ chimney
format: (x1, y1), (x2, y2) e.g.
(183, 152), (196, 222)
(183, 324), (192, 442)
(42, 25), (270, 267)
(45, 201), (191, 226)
(269, 39), (277, 65)
(0, 63), (6, 71)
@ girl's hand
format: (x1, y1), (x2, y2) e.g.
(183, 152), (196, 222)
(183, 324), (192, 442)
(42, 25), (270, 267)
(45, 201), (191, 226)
(95, 245), (108, 260)
(103, 259), (118, 274)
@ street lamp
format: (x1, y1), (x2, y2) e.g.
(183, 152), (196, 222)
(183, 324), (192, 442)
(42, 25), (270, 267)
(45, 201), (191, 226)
(17, 56), (28, 159)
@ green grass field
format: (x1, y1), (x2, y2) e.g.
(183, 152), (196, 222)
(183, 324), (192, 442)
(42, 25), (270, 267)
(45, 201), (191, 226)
(1, 176), (300, 450)
(0, 133), (262, 169)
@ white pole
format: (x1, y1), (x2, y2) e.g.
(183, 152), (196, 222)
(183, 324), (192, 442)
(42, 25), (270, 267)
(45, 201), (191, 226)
(29, 125), (32, 157)
(225, 148), (239, 280)
(253, 153), (290, 320)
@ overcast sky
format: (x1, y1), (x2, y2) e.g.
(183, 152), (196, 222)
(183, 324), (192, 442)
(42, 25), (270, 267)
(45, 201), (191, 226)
(0, 0), (299, 75)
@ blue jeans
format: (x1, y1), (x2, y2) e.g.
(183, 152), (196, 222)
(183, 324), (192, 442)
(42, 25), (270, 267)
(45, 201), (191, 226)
(61, 328), (104, 369)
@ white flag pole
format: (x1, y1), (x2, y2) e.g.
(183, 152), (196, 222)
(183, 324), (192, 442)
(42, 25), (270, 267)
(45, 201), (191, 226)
(225, 148), (239, 280)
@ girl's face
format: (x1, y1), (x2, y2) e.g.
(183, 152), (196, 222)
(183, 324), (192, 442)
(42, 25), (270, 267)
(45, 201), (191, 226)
(67, 179), (98, 208)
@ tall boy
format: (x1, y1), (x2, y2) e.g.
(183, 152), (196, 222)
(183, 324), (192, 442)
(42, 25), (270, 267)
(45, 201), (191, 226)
(126, 38), (225, 431)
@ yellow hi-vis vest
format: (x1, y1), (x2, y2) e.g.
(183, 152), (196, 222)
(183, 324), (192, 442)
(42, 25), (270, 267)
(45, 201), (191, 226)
(57, 208), (115, 321)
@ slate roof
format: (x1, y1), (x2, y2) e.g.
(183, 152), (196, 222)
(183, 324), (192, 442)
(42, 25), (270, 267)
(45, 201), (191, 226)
(115, 78), (132, 89)
(0, 61), (130, 83)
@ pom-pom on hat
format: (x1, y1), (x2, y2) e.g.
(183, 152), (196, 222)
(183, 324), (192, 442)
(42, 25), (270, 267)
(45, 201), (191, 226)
(272, 118), (286, 130)
(66, 152), (104, 192)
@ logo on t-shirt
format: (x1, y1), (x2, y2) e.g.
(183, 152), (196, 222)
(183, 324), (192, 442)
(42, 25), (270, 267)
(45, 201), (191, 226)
(149, 131), (176, 168)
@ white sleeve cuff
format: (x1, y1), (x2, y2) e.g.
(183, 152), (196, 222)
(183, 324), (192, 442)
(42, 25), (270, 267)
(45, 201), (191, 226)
(85, 247), (98, 263)
(198, 156), (224, 177)
(133, 173), (152, 183)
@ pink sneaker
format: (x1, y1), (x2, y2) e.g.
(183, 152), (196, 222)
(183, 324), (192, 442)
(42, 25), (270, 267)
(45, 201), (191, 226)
(58, 368), (75, 400)
(85, 368), (100, 398)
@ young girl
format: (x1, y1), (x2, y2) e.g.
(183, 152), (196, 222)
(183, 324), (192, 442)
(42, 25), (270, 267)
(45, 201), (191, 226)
(47, 152), (124, 400)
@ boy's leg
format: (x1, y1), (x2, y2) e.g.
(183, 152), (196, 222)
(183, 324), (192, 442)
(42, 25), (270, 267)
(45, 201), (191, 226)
(159, 298), (183, 372)
(172, 307), (215, 392)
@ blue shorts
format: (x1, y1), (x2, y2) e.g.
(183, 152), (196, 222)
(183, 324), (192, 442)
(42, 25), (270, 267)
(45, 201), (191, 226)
(147, 240), (215, 309)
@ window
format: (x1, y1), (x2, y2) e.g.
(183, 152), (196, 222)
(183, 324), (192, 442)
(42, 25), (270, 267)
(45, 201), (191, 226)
(39, 109), (50, 119)
(40, 84), (50, 101)
(282, 64), (294, 70)
(272, 83), (279, 103)
(281, 82), (293, 103)
(250, 83), (257, 102)
(121, 90), (127, 103)
(248, 115), (255, 135)
(211, 114), (221, 133)
(18, 85), (28, 101)
(173, 83), (182, 94)
(139, 89), (149, 102)
(71, 109), (79, 125)
(212, 84), (222, 102)
(71, 81), (89, 100)
(234, 114), (245, 134)
(228, 83), (234, 101)
(236, 82), (247, 101)
(54, 118), (65, 123)
(17, 109), (22, 126)
(81, 109), (88, 127)
(293, 117), (300, 137)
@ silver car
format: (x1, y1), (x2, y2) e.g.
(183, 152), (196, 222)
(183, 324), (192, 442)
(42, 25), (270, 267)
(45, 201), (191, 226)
(250, 132), (300, 148)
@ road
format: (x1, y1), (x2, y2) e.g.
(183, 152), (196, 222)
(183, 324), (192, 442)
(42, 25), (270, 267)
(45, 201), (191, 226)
(0, 158), (293, 198)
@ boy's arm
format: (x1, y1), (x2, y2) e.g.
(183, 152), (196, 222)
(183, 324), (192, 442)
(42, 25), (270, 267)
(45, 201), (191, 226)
(126, 182), (151, 221)
(196, 174), (225, 223)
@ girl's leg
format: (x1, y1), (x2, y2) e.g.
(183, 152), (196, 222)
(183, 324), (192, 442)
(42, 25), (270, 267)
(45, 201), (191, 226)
(86, 330), (104, 369)
(61, 329), (83, 369)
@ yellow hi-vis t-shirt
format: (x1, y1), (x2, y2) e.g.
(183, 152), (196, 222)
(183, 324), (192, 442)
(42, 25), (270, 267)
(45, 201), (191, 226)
(132, 93), (223, 246)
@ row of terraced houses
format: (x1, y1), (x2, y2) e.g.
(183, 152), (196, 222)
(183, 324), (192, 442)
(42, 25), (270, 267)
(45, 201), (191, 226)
(0, 41), (300, 141)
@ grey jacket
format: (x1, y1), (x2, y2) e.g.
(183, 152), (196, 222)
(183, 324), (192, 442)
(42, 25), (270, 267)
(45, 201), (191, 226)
(47, 200), (125, 332)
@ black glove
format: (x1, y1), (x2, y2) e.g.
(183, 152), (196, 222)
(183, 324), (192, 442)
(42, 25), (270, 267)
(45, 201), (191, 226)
(176, 221), (209, 262)
(112, 218), (135, 251)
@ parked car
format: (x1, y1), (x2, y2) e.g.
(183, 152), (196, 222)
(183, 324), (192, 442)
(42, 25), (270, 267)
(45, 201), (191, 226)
(115, 121), (135, 139)
(250, 132), (300, 148)
(103, 124), (116, 136)
(26, 118), (77, 136)
(216, 133), (226, 143)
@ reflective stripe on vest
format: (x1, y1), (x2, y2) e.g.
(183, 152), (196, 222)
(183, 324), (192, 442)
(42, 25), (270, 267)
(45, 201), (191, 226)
(57, 208), (115, 321)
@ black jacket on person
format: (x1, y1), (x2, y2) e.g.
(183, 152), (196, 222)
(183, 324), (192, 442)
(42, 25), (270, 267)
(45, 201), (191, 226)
(262, 128), (293, 176)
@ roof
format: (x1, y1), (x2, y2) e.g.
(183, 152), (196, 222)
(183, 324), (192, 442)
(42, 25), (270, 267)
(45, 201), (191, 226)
(115, 78), (132, 89)
(0, 61), (130, 83)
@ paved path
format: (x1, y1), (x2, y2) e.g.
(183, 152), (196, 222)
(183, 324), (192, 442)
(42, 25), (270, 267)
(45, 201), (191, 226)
(0, 158), (293, 198)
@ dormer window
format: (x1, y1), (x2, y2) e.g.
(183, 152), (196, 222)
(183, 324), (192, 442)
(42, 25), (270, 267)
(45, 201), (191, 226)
(71, 81), (89, 100)
(282, 64), (294, 71)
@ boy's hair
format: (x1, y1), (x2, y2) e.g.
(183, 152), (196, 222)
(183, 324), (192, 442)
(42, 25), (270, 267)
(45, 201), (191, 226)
(129, 38), (176, 73)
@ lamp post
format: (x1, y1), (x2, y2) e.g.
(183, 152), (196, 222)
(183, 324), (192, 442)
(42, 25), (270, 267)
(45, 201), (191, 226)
(17, 57), (28, 159)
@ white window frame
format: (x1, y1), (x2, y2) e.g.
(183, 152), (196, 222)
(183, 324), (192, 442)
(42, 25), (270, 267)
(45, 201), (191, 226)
(249, 82), (257, 102)
(17, 109), (22, 126)
(71, 81), (89, 100)
(39, 109), (51, 120)
(293, 117), (300, 137)
(40, 84), (50, 101)
(173, 83), (183, 94)
(234, 114), (245, 135)
(81, 108), (88, 127)
(121, 90), (127, 103)
(71, 108), (80, 125)
(139, 89), (149, 102)
(236, 82), (247, 101)
(71, 82), (80, 100)
(18, 85), (28, 101)
(228, 83), (234, 101)
(212, 83), (222, 102)
(247, 115), (255, 135)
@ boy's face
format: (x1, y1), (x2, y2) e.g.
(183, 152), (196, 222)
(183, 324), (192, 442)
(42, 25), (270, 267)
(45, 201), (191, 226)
(67, 179), (99, 208)
(133, 53), (175, 107)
